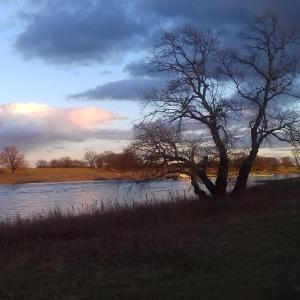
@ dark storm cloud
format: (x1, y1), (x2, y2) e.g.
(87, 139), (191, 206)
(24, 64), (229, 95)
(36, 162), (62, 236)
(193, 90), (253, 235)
(16, 0), (153, 64)
(70, 60), (171, 101)
(140, 0), (300, 29)
(124, 60), (152, 78)
(70, 77), (165, 101)
(15, 0), (300, 64)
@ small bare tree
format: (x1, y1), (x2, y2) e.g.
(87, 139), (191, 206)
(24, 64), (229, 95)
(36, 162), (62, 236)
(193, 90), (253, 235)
(84, 150), (99, 168)
(0, 146), (27, 174)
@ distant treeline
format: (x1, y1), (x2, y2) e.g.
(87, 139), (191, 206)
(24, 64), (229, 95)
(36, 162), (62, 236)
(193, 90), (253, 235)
(36, 149), (296, 172)
(36, 149), (142, 171)
(229, 155), (294, 171)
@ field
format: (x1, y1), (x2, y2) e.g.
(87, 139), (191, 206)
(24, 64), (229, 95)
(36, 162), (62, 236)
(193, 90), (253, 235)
(0, 177), (299, 299)
(0, 167), (136, 184)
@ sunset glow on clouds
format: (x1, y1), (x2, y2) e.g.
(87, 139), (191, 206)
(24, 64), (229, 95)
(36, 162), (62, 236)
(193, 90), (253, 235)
(0, 103), (130, 151)
(0, 102), (117, 126)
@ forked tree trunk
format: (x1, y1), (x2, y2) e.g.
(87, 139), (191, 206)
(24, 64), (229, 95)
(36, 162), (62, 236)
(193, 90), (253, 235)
(208, 125), (229, 196)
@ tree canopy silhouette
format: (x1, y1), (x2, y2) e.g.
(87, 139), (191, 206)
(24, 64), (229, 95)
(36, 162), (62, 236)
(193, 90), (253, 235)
(131, 15), (300, 198)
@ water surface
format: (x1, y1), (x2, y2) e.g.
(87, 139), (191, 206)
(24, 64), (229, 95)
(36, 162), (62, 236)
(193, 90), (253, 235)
(0, 174), (298, 219)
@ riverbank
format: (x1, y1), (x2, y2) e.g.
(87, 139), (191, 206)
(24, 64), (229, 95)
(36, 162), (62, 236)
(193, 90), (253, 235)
(0, 177), (299, 299)
(0, 166), (299, 185)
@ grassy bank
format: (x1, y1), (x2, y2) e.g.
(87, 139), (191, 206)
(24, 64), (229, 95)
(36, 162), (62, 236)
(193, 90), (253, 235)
(0, 177), (299, 299)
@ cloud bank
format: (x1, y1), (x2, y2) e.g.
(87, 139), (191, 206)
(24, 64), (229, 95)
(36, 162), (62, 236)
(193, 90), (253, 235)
(13, 0), (300, 102)
(0, 102), (131, 149)
(16, 0), (300, 64)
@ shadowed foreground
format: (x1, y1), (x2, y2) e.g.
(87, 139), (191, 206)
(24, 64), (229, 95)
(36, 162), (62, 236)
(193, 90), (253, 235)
(0, 178), (300, 299)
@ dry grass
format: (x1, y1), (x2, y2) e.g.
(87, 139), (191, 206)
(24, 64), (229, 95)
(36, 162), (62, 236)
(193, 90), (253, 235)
(0, 167), (137, 184)
(0, 177), (299, 299)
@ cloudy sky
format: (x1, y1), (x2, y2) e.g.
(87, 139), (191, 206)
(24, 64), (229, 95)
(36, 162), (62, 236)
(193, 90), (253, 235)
(0, 0), (299, 164)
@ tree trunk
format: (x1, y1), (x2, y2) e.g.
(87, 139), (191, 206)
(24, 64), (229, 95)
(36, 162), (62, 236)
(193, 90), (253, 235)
(215, 154), (229, 195)
(191, 176), (207, 198)
(233, 149), (258, 194)
(210, 125), (229, 196)
(196, 169), (216, 196)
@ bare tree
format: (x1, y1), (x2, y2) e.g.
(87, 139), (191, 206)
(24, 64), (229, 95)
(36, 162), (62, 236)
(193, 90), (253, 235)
(0, 146), (27, 174)
(221, 15), (300, 193)
(36, 160), (48, 168)
(84, 150), (99, 168)
(131, 122), (215, 197)
(131, 16), (300, 198)
(135, 25), (234, 196)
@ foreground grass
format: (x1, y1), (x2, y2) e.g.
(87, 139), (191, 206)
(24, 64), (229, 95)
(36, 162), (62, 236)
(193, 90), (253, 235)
(0, 178), (300, 299)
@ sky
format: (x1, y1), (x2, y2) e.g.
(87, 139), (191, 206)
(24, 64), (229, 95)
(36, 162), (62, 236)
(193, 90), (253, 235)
(0, 0), (299, 165)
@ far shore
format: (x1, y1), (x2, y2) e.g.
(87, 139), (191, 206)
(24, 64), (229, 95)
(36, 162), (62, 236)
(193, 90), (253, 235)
(0, 167), (137, 185)
(0, 166), (299, 185)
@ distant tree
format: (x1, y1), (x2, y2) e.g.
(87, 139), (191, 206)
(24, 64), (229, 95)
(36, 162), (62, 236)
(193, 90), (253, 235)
(50, 159), (60, 168)
(95, 155), (103, 168)
(252, 156), (280, 171)
(0, 146), (27, 174)
(71, 159), (87, 168)
(58, 157), (73, 168)
(84, 150), (99, 168)
(121, 148), (143, 171)
(231, 154), (281, 172)
(38, 158), (86, 168)
(36, 160), (48, 168)
(280, 156), (294, 167)
(99, 151), (114, 170)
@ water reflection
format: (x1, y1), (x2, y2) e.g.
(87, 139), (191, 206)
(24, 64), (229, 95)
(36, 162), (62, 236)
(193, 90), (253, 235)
(0, 174), (298, 219)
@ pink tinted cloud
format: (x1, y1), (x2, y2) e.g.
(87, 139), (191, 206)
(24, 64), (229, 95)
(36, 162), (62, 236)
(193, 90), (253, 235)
(0, 102), (127, 148)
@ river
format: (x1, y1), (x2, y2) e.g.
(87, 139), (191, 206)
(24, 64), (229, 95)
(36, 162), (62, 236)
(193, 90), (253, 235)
(0, 174), (298, 219)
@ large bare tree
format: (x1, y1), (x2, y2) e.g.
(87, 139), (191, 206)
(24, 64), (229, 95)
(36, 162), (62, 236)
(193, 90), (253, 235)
(136, 26), (234, 196)
(221, 15), (300, 192)
(132, 16), (300, 198)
